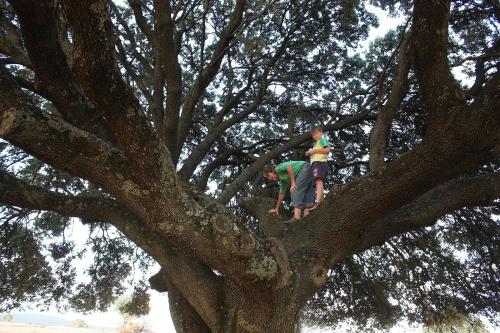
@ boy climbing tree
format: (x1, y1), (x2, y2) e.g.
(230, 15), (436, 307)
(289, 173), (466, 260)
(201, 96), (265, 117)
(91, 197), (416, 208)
(264, 161), (315, 223)
(306, 127), (331, 208)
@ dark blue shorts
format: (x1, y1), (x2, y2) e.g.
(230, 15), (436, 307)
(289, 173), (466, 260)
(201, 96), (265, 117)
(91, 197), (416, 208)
(311, 161), (328, 181)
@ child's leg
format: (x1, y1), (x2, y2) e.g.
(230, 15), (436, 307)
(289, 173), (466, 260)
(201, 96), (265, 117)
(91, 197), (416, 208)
(315, 178), (324, 202)
(294, 207), (302, 219)
(304, 168), (316, 216)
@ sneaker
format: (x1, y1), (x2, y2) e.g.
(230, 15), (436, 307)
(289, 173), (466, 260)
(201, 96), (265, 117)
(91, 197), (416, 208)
(282, 217), (299, 224)
(308, 202), (319, 211)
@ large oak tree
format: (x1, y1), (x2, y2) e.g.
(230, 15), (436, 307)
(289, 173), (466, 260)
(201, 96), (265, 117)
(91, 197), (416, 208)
(0, 0), (498, 332)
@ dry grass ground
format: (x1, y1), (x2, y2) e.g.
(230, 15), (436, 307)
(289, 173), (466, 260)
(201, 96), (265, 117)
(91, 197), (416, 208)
(0, 322), (115, 333)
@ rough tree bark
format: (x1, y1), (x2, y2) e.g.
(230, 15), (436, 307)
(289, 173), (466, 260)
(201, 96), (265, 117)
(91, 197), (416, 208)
(369, 32), (411, 171)
(0, 0), (499, 332)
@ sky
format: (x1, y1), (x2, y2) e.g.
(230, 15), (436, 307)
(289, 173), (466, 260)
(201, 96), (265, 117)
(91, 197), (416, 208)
(5, 3), (494, 333)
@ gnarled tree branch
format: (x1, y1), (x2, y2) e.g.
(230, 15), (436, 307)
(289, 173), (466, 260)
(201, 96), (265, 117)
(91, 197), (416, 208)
(0, 6), (31, 68)
(179, 34), (290, 181)
(0, 167), (223, 331)
(350, 172), (500, 262)
(9, 0), (114, 142)
(60, 0), (174, 186)
(175, 0), (247, 163)
(0, 70), (132, 199)
(127, 0), (153, 41)
(153, 0), (183, 151)
(369, 33), (411, 171)
(411, 0), (466, 128)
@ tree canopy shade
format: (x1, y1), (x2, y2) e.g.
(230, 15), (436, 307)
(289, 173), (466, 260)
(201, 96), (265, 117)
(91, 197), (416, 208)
(0, 0), (499, 332)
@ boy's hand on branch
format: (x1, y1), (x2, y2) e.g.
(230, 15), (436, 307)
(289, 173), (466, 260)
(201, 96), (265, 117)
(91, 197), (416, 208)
(269, 208), (279, 215)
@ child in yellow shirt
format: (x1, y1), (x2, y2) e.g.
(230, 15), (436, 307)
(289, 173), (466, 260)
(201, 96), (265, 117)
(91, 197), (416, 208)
(305, 127), (331, 209)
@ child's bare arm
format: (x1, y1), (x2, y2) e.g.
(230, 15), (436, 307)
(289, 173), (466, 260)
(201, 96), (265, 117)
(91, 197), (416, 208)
(269, 193), (286, 215)
(287, 165), (296, 192)
(275, 193), (285, 209)
(308, 147), (331, 155)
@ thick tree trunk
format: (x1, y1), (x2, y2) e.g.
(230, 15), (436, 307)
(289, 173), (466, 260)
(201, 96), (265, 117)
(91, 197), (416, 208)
(168, 283), (212, 333)
(164, 269), (302, 333)
(220, 284), (301, 333)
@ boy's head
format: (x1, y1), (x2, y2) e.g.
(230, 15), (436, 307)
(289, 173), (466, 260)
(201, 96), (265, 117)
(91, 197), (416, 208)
(263, 165), (278, 182)
(310, 126), (324, 141)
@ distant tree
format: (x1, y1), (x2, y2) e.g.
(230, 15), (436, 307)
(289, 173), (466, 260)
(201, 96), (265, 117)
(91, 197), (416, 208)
(1, 314), (13, 322)
(0, 0), (498, 332)
(71, 319), (89, 328)
(117, 322), (153, 333)
(116, 286), (151, 320)
(423, 310), (490, 333)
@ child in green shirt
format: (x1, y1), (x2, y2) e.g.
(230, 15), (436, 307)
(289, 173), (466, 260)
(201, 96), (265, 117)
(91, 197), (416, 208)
(264, 160), (315, 223)
(305, 127), (331, 208)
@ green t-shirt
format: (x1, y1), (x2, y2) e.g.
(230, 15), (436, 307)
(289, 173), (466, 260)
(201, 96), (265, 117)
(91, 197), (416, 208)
(275, 161), (306, 194)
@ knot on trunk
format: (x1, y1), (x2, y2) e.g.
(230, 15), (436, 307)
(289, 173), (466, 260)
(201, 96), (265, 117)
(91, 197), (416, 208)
(0, 109), (18, 137)
(310, 264), (327, 288)
(212, 214), (233, 234)
(233, 233), (256, 257)
(213, 215), (255, 257)
(269, 237), (292, 288)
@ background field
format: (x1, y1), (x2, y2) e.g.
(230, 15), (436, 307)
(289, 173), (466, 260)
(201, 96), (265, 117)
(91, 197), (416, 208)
(0, 322), (115, 333)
